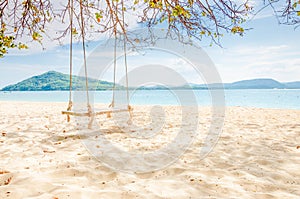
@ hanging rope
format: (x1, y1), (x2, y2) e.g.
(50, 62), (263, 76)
(79, 0), (92, 115)
(109, 27), (117, 108)
(66, 0), (74, 122)
(121, 0), (130, 108)
(109, 1), (118, 109)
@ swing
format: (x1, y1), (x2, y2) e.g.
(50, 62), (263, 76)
(62, 0), (132, 128)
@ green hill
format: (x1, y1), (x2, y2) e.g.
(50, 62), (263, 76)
(1, 71), (119, 91)
(2, 71), (300, 91)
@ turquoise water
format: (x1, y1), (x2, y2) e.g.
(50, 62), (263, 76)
(0, 89), (299, 109)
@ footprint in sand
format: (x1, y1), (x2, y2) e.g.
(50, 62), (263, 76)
(0, 171), (13, 186)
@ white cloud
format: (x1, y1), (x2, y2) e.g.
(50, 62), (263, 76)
(209, 44), (300, 82)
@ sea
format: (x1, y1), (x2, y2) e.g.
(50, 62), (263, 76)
(0, 89), (299, 110)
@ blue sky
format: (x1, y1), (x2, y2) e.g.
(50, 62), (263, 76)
(0, 4), (299, 88)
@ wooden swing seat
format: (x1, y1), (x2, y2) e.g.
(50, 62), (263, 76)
(62, 107), (131, 117)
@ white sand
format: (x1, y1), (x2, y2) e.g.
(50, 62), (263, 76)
(0, 101), (299, 198)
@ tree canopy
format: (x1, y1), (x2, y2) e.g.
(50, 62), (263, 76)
(1, 0), (299, 57)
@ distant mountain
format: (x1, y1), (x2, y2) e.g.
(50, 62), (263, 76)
(284, 81), (300, 89)
(124, 79), (300, 90)
(1, 71), (300, 91)
(155, 79), (300, 90)
(1, 71), (120, 91)
(182, 79), (292, 89)
(190, 79), (300, 89)
(137, 85), (170, 90)
(227, 78), (285, 89)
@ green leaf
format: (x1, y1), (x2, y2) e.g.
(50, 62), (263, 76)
(231, 26), (244, 34)
(32, 32), (42, 41)
(72, 28), (78, 35)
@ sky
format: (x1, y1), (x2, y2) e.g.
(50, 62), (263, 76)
(0, 2), (300, 89)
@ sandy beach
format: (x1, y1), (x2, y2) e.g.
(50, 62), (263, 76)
(0, 101), (299, 198)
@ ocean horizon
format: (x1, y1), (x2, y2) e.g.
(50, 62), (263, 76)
(0, 89), (299, 110)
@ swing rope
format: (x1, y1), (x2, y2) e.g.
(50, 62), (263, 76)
(66, 0), (74, 122)
(109, 26), (117, 108)
(121, 0), (130, 109)
(109, 0), (130, 110)
(79, 0), (92, 115)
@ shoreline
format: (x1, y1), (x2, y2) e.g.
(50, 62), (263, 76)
(0, 100), (299, 111)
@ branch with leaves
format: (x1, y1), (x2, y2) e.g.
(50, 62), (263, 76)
(0, 0), (299, 57)
(269, 0), (300, 28)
